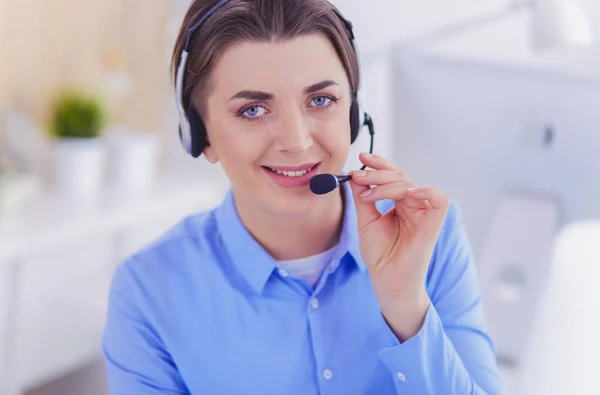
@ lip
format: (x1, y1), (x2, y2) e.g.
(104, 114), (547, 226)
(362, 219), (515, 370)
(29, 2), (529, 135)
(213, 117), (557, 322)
(262, 162), (321, 189)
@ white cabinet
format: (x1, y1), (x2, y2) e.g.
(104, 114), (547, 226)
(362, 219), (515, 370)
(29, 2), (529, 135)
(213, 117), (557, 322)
(0, 175), (228, 394)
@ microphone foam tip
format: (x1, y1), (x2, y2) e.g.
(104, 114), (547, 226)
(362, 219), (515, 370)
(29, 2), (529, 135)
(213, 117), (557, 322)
(309, 174), (337, 195)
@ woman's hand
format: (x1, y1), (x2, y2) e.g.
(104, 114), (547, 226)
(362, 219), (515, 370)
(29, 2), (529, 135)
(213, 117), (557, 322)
(349, 153), (451, 342)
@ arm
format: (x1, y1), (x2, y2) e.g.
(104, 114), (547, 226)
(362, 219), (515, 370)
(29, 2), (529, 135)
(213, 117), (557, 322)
(378, 203), (503, 394)
(102, 262), (189, 394)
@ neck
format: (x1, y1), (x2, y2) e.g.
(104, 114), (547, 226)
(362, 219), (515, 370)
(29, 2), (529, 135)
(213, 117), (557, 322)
(233, 188), (345, 261)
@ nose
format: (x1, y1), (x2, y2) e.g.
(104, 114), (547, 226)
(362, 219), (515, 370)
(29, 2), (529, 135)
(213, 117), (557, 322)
(272, 111), (313, 156)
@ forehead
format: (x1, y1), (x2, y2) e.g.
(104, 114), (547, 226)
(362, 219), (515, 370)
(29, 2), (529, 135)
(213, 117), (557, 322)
(210, 34), (349, 94)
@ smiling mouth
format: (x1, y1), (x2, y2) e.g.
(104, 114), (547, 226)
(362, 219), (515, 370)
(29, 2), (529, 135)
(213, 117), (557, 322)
(262, 163), (320, 178)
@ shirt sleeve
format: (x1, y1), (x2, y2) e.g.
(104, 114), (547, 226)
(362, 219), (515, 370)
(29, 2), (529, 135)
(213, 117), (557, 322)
(102, 261), (189, 394)
(378, 203), (504, 394)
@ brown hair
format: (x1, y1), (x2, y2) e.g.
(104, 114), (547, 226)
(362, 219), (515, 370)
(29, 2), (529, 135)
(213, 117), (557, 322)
(171, 0), (360, 117)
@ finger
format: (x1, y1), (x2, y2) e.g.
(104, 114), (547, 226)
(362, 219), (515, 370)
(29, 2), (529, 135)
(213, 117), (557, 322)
(407, 187), (450, 210)
(358, 153), (405, 173)
(359, 180), (417, 202)
(403, 196), (431, 210)
(349, 169), (408, 186)
(349, 179), (382, 230)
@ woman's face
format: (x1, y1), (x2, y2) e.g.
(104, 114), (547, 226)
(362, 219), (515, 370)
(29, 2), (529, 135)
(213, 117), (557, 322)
(201, 34), (352, 215)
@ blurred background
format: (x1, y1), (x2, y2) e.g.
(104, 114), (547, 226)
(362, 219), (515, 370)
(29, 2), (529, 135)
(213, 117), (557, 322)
(0, 0), (598, 394)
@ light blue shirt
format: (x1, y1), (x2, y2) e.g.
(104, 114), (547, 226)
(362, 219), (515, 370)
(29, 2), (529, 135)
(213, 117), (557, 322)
(102, 182), (503, 394)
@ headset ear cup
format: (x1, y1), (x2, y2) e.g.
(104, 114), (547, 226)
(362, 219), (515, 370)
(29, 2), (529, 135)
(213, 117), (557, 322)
(349, 98), (360, 143)
(186, 104), (208, 158)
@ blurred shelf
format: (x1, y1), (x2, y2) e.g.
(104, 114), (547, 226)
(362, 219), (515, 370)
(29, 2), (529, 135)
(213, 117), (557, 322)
(0, 171), (229, 265)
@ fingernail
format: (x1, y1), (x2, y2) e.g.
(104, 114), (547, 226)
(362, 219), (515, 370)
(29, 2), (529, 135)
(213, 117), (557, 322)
(408, 187), (420, 193)
(360, 188), (373, 198)
(352, 170), (367, 177)
(362, 152), (373, 158)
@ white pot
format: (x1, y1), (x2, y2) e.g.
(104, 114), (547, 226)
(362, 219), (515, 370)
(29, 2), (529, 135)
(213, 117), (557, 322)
(53, 137), (107, 199)
(106, 126), (160, 193)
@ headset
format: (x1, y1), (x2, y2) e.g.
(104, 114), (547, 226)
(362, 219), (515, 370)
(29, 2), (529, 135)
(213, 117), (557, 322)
(174, 0), (374, 159)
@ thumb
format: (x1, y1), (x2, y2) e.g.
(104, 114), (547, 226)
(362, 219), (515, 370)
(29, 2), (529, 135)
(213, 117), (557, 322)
(349, 176), (381, 230)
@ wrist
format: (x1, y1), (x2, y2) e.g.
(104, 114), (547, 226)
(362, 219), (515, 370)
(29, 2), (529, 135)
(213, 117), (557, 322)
(379, 288), (430, 342)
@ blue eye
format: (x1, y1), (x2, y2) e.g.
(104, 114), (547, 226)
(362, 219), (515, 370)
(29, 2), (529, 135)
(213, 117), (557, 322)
(243, 106), (265, 118)
(312, 96), (331, 107)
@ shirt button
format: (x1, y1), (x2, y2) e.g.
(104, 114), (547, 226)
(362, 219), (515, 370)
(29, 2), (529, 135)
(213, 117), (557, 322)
(322, 368), (333, 380)
(278, 268), (289, 278)
(396, 372), (406, 382)
(311, 298), (320, 309)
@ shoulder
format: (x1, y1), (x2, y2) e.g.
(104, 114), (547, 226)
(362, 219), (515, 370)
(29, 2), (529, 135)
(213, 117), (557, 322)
(436, 201), (466, 247)
(108, 208), (222, 309)
(426, 201), (478, 297)
(133, 208), (217, 266)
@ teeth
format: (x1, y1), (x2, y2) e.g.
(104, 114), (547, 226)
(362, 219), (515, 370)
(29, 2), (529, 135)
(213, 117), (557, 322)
(270, 168), (310, 177)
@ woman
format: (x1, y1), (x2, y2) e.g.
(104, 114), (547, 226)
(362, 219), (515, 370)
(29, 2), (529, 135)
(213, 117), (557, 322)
(102, 0), (503, 394)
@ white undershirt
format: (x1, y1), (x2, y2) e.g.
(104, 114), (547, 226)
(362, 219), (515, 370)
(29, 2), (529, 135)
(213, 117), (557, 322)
(275, 245), (337, 288)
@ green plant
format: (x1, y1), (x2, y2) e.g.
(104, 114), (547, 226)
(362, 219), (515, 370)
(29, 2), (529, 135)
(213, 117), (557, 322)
(50, 89), (107, 139)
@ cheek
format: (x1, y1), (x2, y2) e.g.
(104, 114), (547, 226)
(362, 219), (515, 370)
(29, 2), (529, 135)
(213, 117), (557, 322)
(318, 113), (351, 155)
(203, 100), (267, 168)
(211, 124), (267, 170)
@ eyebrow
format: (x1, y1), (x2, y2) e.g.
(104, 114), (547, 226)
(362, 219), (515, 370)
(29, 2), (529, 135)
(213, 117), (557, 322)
(229, 80), (339, 101)
(304, 80), (339, 94)
(230, 91), (273, 101)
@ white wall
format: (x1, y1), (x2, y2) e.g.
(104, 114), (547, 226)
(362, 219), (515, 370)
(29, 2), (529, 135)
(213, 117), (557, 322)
(332, 0), (600, 55)
(332, 0), (509, 54)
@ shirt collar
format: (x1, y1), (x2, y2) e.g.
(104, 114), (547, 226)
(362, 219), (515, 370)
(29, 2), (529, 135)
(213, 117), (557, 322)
(215, 190), (277, 294)
(214, 181), (367, 295)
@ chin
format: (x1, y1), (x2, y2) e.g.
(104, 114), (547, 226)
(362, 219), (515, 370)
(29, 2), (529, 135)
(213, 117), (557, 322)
(260, 186), (322, 216)
(229, 178), (316, 218)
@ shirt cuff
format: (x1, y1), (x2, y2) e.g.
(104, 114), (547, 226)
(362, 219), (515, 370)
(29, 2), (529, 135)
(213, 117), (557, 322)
(378, 303), (444, 392)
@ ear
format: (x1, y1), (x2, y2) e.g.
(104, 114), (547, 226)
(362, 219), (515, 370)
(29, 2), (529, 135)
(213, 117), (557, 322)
(203, 144), (219, 164)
